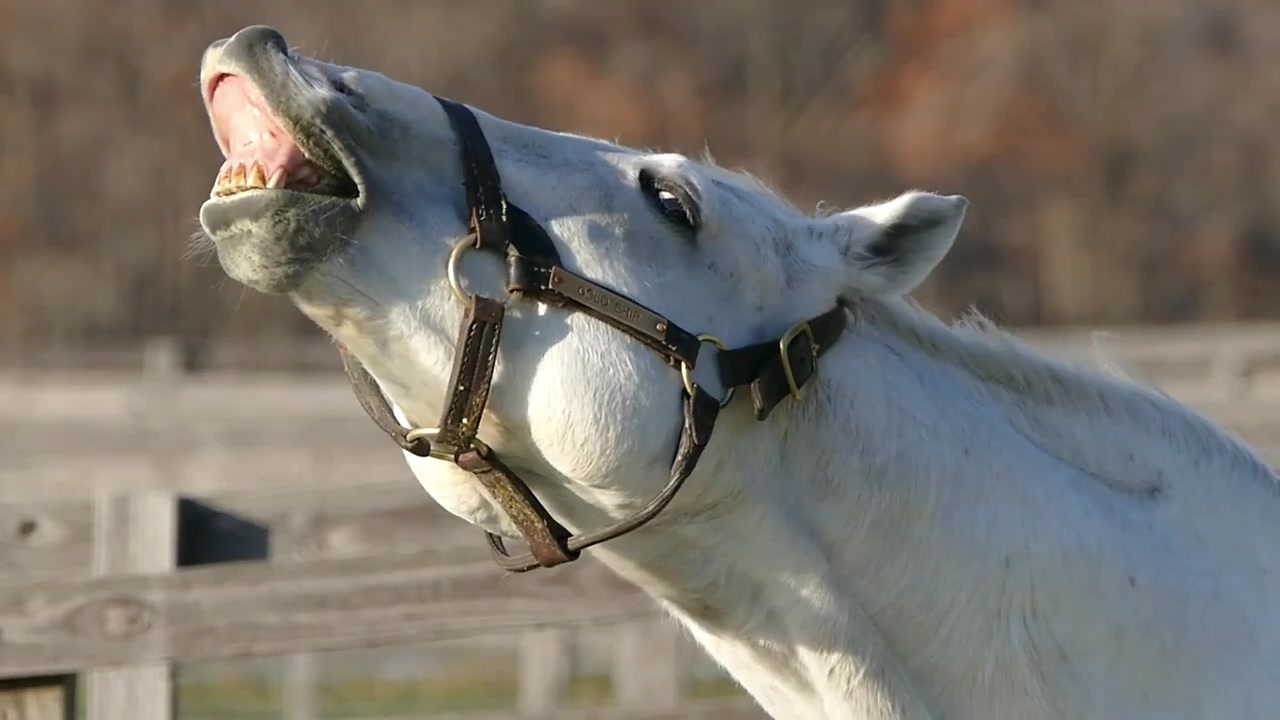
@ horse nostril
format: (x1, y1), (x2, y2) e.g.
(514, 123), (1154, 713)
(231, 25), (289, 57)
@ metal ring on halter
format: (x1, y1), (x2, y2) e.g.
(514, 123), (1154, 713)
(446, 235), (478, 306)
(404, 426), (491, 461)
(681, 334), (736, 408)
(403, 426), (439, 445)
(446, 234), (524, 309)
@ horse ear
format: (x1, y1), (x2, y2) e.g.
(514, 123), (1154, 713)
(821, 191), (968, 298)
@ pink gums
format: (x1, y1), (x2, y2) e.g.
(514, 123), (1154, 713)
(208, 75), (318, 182)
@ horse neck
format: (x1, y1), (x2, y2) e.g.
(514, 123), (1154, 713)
(580, 297), (1280, 718)
(570, 300), (1038, 717)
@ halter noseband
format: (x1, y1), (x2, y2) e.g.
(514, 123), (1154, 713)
(338, 97), (849, 572)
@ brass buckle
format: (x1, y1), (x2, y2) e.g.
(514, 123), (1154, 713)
(778, 321), (819, 400)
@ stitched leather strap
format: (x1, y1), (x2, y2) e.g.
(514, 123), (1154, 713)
(435, 296), (505, 451)
(486, 386), (721, 572)
(437, 296), (579, 566)
(506, 254), (702, 368)
(436, 96), (511, 253)
(456, 445), (577, 567)
(436, 96), (563, 264)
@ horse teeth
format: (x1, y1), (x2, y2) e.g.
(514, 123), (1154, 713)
(248, 162), (267, 188)
(210, 162), (291, 198)
(267, 166), (288, 189)
(211, 165), (231, 197)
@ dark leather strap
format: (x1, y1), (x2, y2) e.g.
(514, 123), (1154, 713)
(436, 96), (511, 253)
(340, 294), (581, 566)
(435, 296), (504, 451)
(506, 255), (701, 368)
(456, 444), (577, 567)
(437, 96), (563, 264)
(435, 296), (579, 566)
(337, 344), (435, 457)
(716, 303), (849, 420)
(486, 386), (721, 572)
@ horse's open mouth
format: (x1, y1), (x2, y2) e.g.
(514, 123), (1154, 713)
(204, 73), (358, 201)
(197, 55), (365, 294)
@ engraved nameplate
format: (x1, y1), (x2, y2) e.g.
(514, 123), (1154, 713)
(550, 267), (667, 341)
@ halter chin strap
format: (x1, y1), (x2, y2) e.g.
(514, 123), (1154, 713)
(336, 96), (850, 572)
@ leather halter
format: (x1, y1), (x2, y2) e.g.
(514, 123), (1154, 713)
(338, 96), (850, 572)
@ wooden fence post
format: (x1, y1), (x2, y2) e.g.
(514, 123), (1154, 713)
(283, 654), (317, 720)
(85, 490), (178, 720)
(85, 338), (184, 720)
(516, 627), (572, 713)
(85, 342), (270, 720)
(1210, 350), (1249, 400)
(612, 618), (682, 708)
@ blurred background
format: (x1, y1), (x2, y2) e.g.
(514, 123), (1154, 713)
(7, 0), (1280, 356)
(4, 1), (1280, 719)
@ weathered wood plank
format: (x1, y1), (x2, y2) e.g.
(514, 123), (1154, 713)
(85, 490), (178, 720)
(0, 375), (362, 428)
(230, 485), (477, 563)
(0, 551), (658, 677)
(0, 483), (477, 585)
(0, 499), (94, 586)
(5, 425), (1278, 506)
(0, 676), (75, 720)
(0, 437), (412, 506)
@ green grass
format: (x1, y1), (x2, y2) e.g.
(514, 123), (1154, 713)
(168, 669), (745, 719)
(177, 671), (517, 719)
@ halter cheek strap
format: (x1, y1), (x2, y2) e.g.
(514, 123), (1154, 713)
(337, 96), (850, 572)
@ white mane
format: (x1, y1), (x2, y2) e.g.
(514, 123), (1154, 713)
(858, 296), (1276, 490)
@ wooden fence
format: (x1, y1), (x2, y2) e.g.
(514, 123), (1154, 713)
(2, 324), (1280, 719)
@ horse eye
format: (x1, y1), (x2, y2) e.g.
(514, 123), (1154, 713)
(641, 172), (700, 234)
(331, 75), (359, 98)
(656, 190), (693, 227)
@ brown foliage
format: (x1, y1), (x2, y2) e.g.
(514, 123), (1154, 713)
(2, 0), (1279, 350)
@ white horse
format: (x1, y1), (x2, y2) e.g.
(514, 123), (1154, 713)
(197, 25), (1280, 719)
